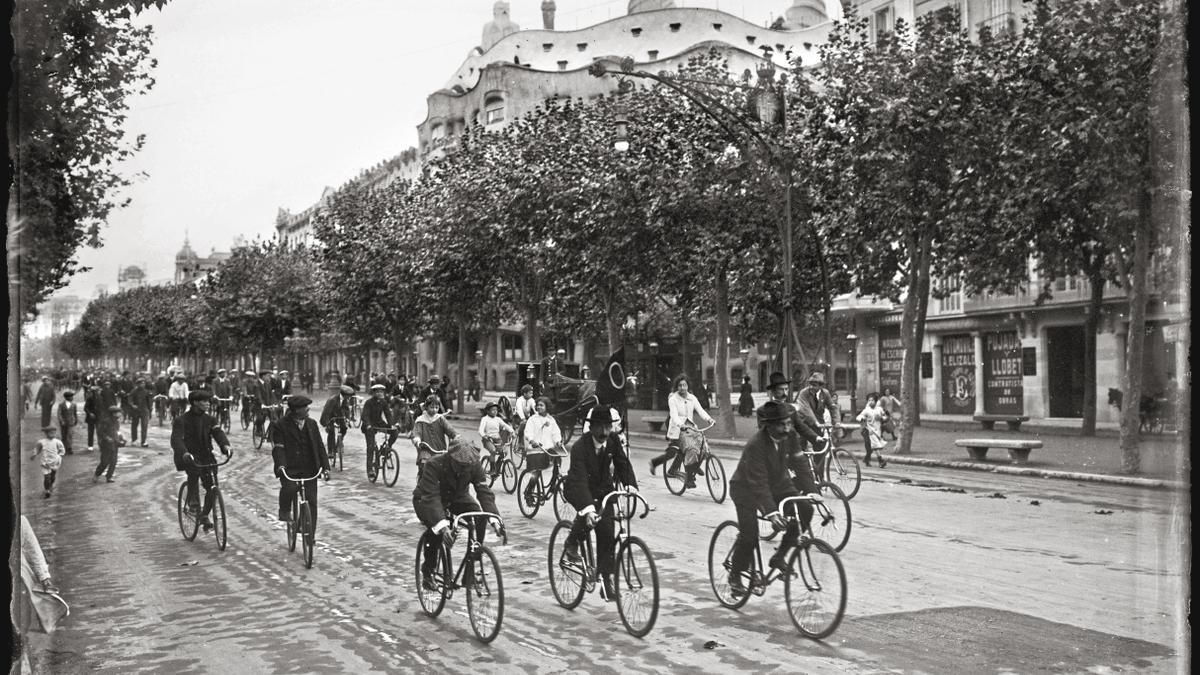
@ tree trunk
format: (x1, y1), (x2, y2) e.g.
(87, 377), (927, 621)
(456, 324), (468, 415)
(714, 267), (739, 437)
(435, 340), (449, 382)
(604, 295), (622, 355)
(523, 304), (539, 362)
(1119, 192), (1153, 474)
(896, 230), (933, 454)
(910, 254), (932, 428)
(680, 315), (691, 383)
(1080, 264), (1106, 436)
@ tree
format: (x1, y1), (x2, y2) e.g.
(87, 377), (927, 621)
(9, 0), (165, 317)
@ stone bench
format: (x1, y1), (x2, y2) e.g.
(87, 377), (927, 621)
(955, 438), (1044, 464)
(644, 417), (668, 433)
(973, 414), (1030, 431)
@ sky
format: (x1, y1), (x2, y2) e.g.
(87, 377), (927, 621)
(53, 0), (804, 300)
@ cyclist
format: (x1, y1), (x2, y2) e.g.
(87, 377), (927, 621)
(270, 395), (331, 525)
(412, 439), (502, 590)
(168, 373), (190, 420)
(560, 405), (638, 602)
(725, 400), (821, 597)
(212, 369), (234, 420)
(241, 369), (263, 429)
(765, 371), (824, 459)
(648, 374), (713, 489)
(319, 384), (355, 456)
(361, 384), (397, 481)
(522, 396), (563, 508)
(411, 394), (458, 477)
(171, 390), (232, 531)
(278, 370), (293, 399)
(798, 371), (840, 431)
(478, 401), (515, 479)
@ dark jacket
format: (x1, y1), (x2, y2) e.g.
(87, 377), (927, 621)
(320, 394), (351, 428)
(35, 383), (55, 406)
(270, 416), (330, 476)
(57, 401), (79, 427)
(129, 386), (152, 413)
(411, 451), (498, 527)
(171, 408), (231, 470)
(730, 429), (812, 516)
(97, 410), (121, 447)
(84, 390), (99, 422)
(211, 377), (233, 399)
(359, 396), (393, 431)
(564, 433), (638, 511)
(798, 386), (838, 426)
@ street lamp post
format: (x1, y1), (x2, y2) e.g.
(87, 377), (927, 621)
(846, 333), (858, 416)
(591, 53), (813, 386)
(739, 347), (750, 384)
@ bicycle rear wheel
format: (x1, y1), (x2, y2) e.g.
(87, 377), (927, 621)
(827, 448), (861, 500)
(220, 411), (231, 433)
(615, 536), (659, 638)
(336, 440), (344, 472)
(253, 423), (265, 449)
(287, 498), (298, 552)
(299, 502), (314, 568)
(177, 483), (199, 541)
(552, 485), (577, 523)
(481, 455), (496, 486)
(368, 453), (380, 484)
(547, 520), (586, 609)
(383, 450), (400, 487)
(705, 455), (727, 504)
(500, 459), (518, 494)
(663, 455), (687, 496)
(240, 407), (250, 430)
(415, 531), (451, 617)
(785, 539), (847, 639)
(517, 470), (542, 518)
(212, 490), (228, 551)
(708, 520), (751, 609)
(812, 482), (852, 552)
(466, 546), (504, 643)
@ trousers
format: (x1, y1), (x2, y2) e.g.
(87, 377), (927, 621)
(185, 468), (217, 517)
(278, 477), (319, 530)
(566, 502), (618, 576)
(94, 442), (118, 479)
(130, 411), (149, 444)
(59, 425), (75, 454)
(420, 500), (485, 576)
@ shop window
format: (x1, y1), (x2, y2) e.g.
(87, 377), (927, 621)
(502, 334), (524, 362)
(484, 95), (506, 125)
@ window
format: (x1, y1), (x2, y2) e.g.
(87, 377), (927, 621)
(669, 23), (681, 32)
(746, 35), (756, 45)
(873, 5), (894, 43)
(502, 334), (524, 362)
(557, 60), (568, 70)
(577, 42), (588, 52)
(631, 27), (642, 37)
(484, 96), (505, 125)
(935, 276), (963, 314)
(647, 49), (658, 60)
(542, 43), (554, 52)
(712, 23), (722, 31)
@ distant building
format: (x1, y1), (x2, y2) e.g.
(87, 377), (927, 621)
(117, 264), (148, 292)
(175, 235), (232, 284)
(26, 295), (87, 340)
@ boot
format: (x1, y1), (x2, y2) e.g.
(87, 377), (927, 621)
(684, 467), (698, 489)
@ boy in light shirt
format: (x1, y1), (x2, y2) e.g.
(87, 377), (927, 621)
(478, 402), (515, 478)
(31, 425), (66, 498)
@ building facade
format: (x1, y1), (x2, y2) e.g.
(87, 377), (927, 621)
(174, 236), (232, 285)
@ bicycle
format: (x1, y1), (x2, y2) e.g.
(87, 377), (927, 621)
(517, 445), (575, 522)
(415, 511), (508, 643)
(707, 494), (847, 639)
(240, 396), (257, 430)
(154, 394), (169, 427)
(789, 441), (853, 552)
(214, 397), (233, 433)
(815, 423), (862, 499)
(663, 422), (727, 504)
(366, 425), (401, 487)
(327, 417), (349, 472)
(480, 430), (519, 494)
(548, 488), (660, 637)
(177, 450), (234, 551)
(253, 403), (283, 451)
(281, 467), (323, 569)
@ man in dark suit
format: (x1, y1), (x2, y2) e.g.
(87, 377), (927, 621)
(271, 395), (330, 526)
(726, 400), (822, 597)
(36, 376), (56, 427)
(412, 440), (501, 590)
(171, 390), (231, 530)
(128, 380), (152, 447)
(561, 405), (639, 601)
(320, 385), (355, 457)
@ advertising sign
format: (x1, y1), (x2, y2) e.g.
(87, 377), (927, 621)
(983, 331), (1023, 414)
(940, 334), (976, 414)
(877, 326), (903, 395)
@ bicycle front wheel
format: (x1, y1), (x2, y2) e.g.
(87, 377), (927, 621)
(663, 457), (687, 496)
(336, 441), (344, 472)
(383, 450), (400, 487)
(785, 538), (847, 639)
(827, 448), (861, 500)
(466, 546), (504, 643)
(287, 498), (299, 552)
(812, 482), (852, 552)
(552, 485), (577, 523)
(415, 531), (451, 617)
(299, 502), (314, 568)
(481, 455), (496, 486)
(212, 490), (228, 551)
(708, 520), (751, 609)
(517, 470), (542, 518)
(705, 455), (727, 504)
(253, 423), (265, 450)
(547, 520), (586, 609)
(500, 459), (518, 494)
(240, 408), (250, 430)
(616, 536), (659, 638)
(220, 412), (231, 433)
(177, 483), (199, 541)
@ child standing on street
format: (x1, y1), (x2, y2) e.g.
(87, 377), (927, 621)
(31, 426), (66, 498)
(855, 393), (889, 468)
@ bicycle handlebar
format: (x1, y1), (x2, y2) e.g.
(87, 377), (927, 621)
(763, 494), (824, 523)
(599, 487), (652, 521)
(450, 511), (507, 544)
(189, 449), (234, 469)
(279, 467), (324, 483)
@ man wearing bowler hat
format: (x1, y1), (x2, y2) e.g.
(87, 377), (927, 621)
(271, 395), (331, 527)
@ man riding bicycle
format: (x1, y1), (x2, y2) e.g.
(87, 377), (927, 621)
(211, 368), (234, 419)
(561, 405), (638, 602)
(410, 394), (458, 478)
(271, 395), (331, 526)
(726, 400), (821, 597)
(168, 373), (190, 420)
(320, 384), (355, 455)
(171, 390), (232, 532)
(361, 384), (398, 481)
(412, 439), (502, 590)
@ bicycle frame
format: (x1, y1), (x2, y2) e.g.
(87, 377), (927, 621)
(184, 451), (233, 507)
(748, 495), (824, 592)
(279, 468), (323, 512)
(442, 512), (507, 592)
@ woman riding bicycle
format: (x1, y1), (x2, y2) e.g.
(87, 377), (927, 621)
(649, 374), (713, 489)
(522, 396), (563, 507)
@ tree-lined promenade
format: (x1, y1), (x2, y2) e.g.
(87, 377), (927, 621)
(53, 1), (1187, 475)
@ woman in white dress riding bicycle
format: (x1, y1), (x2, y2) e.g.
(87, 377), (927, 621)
(649, 374), (713, 489)
(522, 397), (563, 506)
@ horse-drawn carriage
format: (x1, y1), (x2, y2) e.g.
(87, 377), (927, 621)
(497, 349), (628, 447)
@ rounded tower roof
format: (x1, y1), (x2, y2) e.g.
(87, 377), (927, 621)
(628, 0), (676, 13)
(176, 235), (197, 261)
(784, 0), (828, 29)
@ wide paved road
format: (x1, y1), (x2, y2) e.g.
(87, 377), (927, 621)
(18, 410), (1187, 674)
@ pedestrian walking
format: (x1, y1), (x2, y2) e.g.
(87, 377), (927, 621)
(35, 376), (55, 428)
(855, 393), (889, 467)
(878, 387), (901, 440)
(93, 404), (125, 483)
(737, 375), (755, 417)
(129, 380), (152, 447)
(30, 426), (66, 498)
(56, 390), (79, 455)
(84, 386), (98, 452)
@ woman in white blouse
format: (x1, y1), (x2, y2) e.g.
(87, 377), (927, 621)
(649, 375), (713, 488)
(522, 397), (564, 505)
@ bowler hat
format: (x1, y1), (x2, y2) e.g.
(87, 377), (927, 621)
(766, 372), (790, 389)
(286, 395), (313, 409)
(756, 400), (791, 423)
(585, 405), (613, 426)
(806, 371), (826, 385)
(339, 385), (355, 396)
